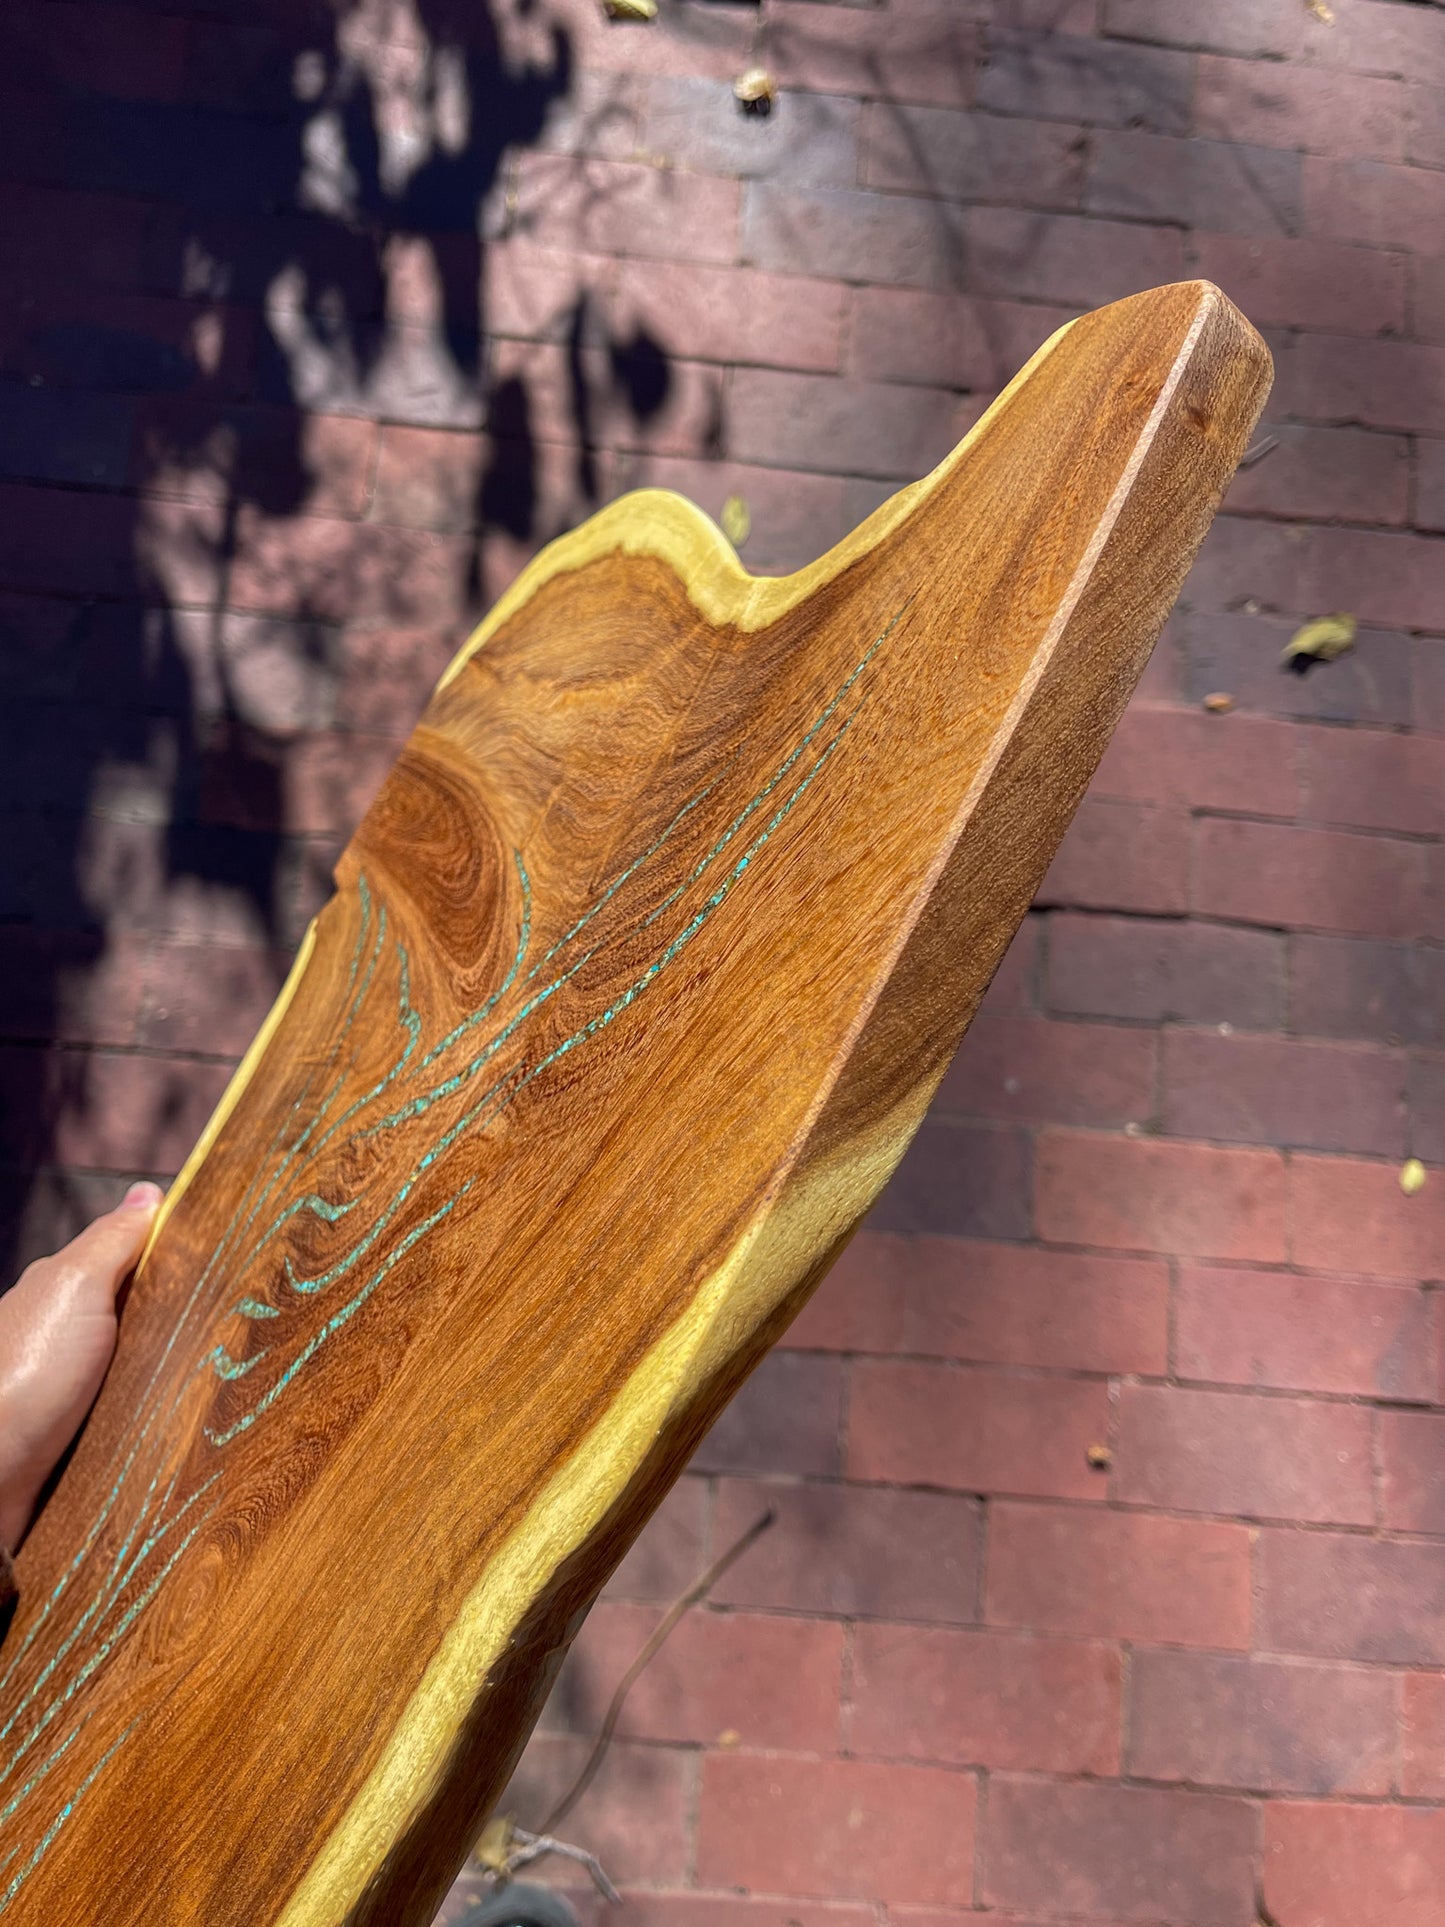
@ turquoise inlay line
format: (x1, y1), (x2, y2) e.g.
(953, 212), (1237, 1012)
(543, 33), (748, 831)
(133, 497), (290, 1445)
(0, 1518), (208, 1798)
(0, 1721), (139, 1916)
(420, 851), (532, 1068)
(207, 1346), (266, 1381)
(236, 1297), (279, 1320)
(205, 1189), (470, 1448)
(526, 781), (722, 981)
(0, 1712), (93, 1830)
(345, 874), (372, 997)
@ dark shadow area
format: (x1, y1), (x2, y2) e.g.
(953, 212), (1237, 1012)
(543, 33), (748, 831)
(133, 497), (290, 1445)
(0, 0), (675, 1273)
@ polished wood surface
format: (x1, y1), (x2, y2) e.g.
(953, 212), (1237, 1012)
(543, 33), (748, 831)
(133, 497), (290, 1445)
(0, 282), (1270, 1925)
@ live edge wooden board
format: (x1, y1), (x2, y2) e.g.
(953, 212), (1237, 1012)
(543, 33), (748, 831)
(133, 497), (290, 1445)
(0, 283), (1269, 1923)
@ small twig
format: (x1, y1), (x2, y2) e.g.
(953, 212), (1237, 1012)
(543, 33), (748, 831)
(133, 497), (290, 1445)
(505, 1828), (622, 1903)
(1239, 434), (1278, 468)
(539, 1506), (776, 1836)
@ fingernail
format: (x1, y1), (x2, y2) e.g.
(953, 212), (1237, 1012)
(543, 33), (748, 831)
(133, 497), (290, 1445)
(123, 1181), (163, 1211)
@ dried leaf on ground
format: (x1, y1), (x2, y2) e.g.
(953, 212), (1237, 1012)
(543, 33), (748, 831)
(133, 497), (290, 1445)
(1203, 691), (1235, 713)
(1282, 613), (1356, 667)
(1401, 1158), (1428, 1196)
(1306, 0), (1334, 21)
(733, 67), (777, 115)
(721, 493), (751, 546)
(603, 0), (657, 19)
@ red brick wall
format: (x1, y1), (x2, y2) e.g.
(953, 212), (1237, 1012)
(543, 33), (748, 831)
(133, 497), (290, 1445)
(1, 1), (1442, 1922)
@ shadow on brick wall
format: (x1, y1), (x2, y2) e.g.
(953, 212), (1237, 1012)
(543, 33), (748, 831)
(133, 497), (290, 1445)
(0, 0), (676, 1270)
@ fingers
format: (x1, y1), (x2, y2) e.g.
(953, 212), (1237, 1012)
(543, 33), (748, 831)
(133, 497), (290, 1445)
(39, 1181), (164, 1317)
(0, 1182), (163, 1551)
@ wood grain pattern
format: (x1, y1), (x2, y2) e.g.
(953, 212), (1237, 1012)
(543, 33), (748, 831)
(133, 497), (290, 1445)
(0, 282), (1270, 1925)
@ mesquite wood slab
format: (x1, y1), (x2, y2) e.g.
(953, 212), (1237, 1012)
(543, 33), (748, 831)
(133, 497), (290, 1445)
(0, 283), (1269, 1924)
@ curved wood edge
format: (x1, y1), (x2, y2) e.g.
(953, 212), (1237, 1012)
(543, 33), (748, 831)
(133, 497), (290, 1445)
(255, 282), (1271, 1927)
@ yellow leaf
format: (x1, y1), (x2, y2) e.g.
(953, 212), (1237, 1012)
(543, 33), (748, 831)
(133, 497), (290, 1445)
(721, 493), (751, 547)
(1306, 0), (1334, 20)
(604, 0), (657, 19)
(1282, 613), (1356, 665)
(717, 1727), (741, 1748)
(733, 66), (778, 109)
(475, 1815), (516, 1872)
(1086, 1443), (1111, 1470)
(1401, 1158), (1428, 1196)
(1202, 691), (1235, 713)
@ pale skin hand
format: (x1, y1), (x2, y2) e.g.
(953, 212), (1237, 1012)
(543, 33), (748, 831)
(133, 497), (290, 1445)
(0, 1183), (162, 1552)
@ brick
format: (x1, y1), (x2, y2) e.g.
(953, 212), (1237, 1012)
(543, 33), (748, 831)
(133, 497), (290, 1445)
(1259, 1527), (1445, 1663)
(848, 1360), (1110, 1501)
(730, 368), (970, 479)
(1380, 1409), (1445, 1535)
(1037, 797), (1189, 916)
(862, 104), (1085, 209)
(1115, 1382), (1374, 1525)
(848, 288), (1075, 389)
(742, 181), (964, 290)
(1409, 83), (1445, 171)
(1089, 130), (1302, 236)
(564, 0), (758, 85)
(692, 1351), (843, 1478)
(1307, 528), (1445, 639)
(780, 1230), (908, 1354)
(512, 152), (740, 265)
(0, 380), (135, 489)
(936, 1013), (1155, 1129)
(46, 1048), (232, 1175)
(1411, 1056), (1445, 1167)
(1301, 727), (1443, 839)
(1196, 53), (1409, 163)
(610, 1899), (872, 1927)
(1182, 612), (1416, 731)
(0, 481), (139, 599)
(869, 1119), (1031, 1241)
(1162, 1029), (1406, 1158)
(1176, 1263), (1437, 1401)
(1264, 1801), (1445, 1927)
(135, 940), (287, 1058)
(1305, 154), (1445, 254)
(0, 284), (253, 399)
(1094, 704), (1298, 816)
(1128, 1649), (1396, 1795)
(1291, 1153), (1445, 1278)
(611, 259), (845, 374)
(982, 1776), (1256, 1926)
(500, 1733), (690, 1887)
(1192, 232), (1407, 338)
(711, 1477), (981, 1623)
(369, 427), (484, 535)
(1182, 515), (1315, 618)
(961, 204), (1185, 308)
(643, 76), (860, 188)
(986, 1500), (1251, 1648)
(1103, 0), (1325, 60)
(486, 337), (724, 461)
(0, 927), (143, 1048)
(131, 405), (376, 521)
(1195, 818), (1431, 940)
(1403, 1671), (1445, 1797)
(878, 1233), (1169, 1373)
(849, 1623), (1120, 1773)
(1290, 936), (1445, 1050)
(0, 181), (147, 293)
(977, 29), (1191, 131)
(1281, 334), (1445, 438)
(698, 1753), (976, 1907)
(481, 238), (610, 345)
(1420, 439), (1445, 535)
(550, 1601), (843, 1751)
(1416, 255), (1445, 344)
(1046, 912), (1283, 1030)
(604, 1475), (708, 1604)
(1226, 422), (1409, 526)
(227, 512), (472, 629)
(5, 1), (187, 102)
(1036, 1130), (1287, 1262)
(766, 3), (980, 108)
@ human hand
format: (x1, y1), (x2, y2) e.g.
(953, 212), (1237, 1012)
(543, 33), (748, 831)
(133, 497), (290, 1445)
(0, 1182), (162, 1554)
